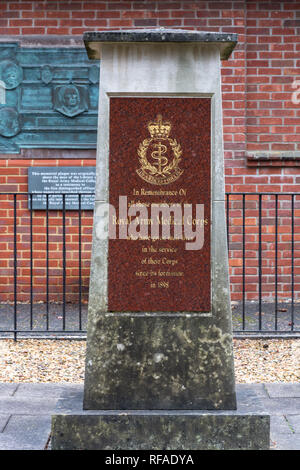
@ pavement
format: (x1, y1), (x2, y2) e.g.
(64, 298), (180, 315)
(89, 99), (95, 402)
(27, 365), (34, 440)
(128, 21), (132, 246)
(0, 383), (299, 450)
(0, 303), (87, 338)
(1, 301), (299, 338)
(232, 301), (300, 333)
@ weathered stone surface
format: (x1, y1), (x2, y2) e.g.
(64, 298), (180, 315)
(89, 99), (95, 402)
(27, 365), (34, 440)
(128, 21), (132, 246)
(84, 29), (238, 60)
(52, 389), (270, 450)
(84, 315), (236, 410)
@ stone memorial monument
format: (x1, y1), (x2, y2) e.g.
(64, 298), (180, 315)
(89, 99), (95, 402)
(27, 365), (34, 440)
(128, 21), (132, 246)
(51, 29), (270, 450)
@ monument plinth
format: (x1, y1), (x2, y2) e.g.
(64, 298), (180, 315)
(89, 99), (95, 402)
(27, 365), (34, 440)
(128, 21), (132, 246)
(51, 29), (270, 450)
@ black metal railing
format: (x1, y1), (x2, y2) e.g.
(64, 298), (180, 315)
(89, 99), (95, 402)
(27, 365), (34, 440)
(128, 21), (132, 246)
(0, 192), (299, 339)
(0, 193), (93, 340)
(227, 193), (299, 336)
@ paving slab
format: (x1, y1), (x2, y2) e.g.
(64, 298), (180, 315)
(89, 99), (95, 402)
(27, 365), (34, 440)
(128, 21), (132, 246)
(0, 383), (299, 450)
(0, 397), (58, 415)
(260, 398), (300, 415)
(265, 383), (300, 398)
(0, 303), (87, 338)
(0, 414), (10, 433)
(232, 301), (300, 332)
(0, 300), (299, 335)
(270, 415), (294, 434)
(2, 415), (51, 450)
(0, 384), (18, 397)
(237, 383), (269, 398)
(0, 435), (41, 451)
(286, 415), (300, 433)
(15, 383), (83, 398)
(271, 433), (300, 451)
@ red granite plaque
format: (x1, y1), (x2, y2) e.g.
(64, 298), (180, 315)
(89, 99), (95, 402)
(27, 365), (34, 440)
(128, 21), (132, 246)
(108, 97), (211, 312)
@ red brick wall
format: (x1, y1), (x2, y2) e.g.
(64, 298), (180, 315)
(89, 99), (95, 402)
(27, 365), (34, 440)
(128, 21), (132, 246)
(0, 0), (300, 303)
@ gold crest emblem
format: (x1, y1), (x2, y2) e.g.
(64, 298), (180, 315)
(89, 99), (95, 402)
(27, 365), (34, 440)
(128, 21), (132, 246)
(136, 114), (184, 185)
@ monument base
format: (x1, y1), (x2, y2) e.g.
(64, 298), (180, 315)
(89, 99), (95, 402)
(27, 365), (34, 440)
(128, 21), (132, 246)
(51, 388), (270, 450)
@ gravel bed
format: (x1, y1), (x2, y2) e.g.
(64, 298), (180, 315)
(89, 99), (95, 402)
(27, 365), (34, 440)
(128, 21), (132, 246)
(233, 338), (300, 383)
(0, 339), (86, 383)
(0, 338), (299, 384)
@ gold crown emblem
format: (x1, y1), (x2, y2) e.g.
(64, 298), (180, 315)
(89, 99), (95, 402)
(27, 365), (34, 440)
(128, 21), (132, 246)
(147, 114), (171, 140)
